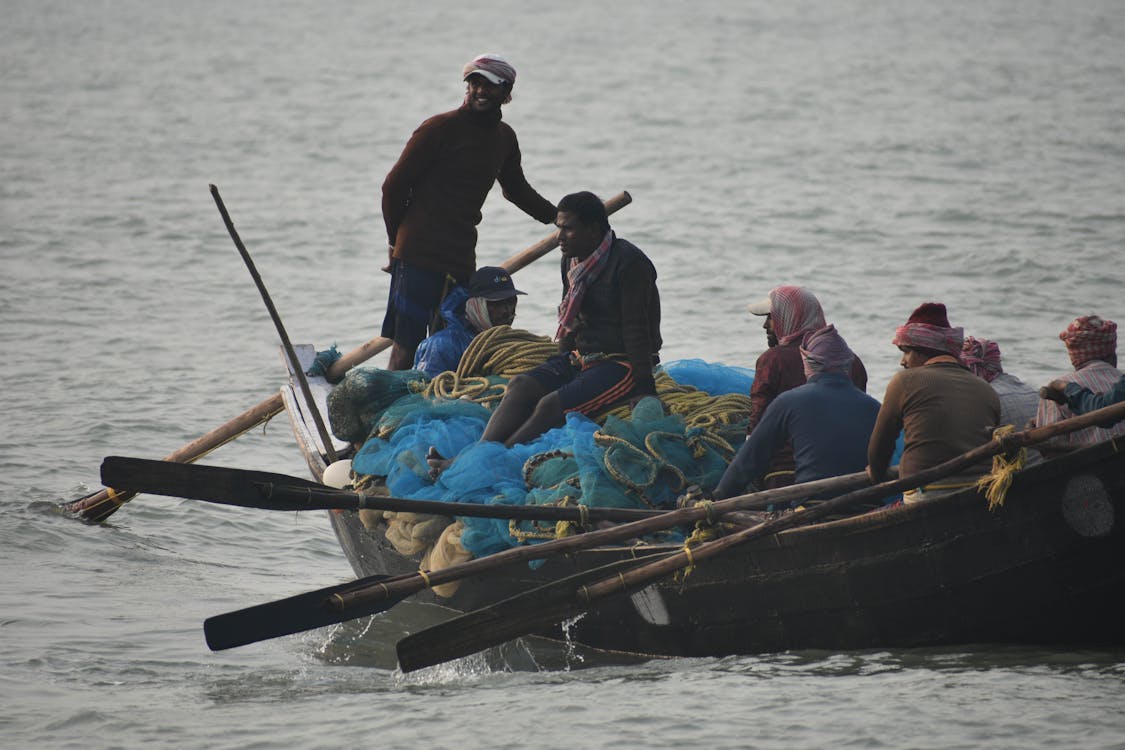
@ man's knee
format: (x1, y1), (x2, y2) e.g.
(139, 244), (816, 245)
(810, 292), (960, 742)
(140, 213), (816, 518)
(506, 374), (547, 403)
(530, 390), (564, 422)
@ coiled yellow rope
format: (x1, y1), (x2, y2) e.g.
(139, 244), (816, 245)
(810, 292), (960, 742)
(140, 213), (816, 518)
(456, 325), (556, 379)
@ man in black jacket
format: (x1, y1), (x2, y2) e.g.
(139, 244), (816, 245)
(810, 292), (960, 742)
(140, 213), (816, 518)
(486, 191), (662, 446)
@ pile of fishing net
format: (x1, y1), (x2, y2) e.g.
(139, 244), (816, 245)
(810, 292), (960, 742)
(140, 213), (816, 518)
(324, 328), (756, 582)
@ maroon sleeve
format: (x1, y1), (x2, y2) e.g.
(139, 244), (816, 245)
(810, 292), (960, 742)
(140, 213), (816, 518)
(747, 349), (781, 434)
(381, 118), (443, 246)
(850, 355), (869, 393)
(497, 131), (557, 224)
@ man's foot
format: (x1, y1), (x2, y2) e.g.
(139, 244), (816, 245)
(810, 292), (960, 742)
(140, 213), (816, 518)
(426, 446), (452, 480)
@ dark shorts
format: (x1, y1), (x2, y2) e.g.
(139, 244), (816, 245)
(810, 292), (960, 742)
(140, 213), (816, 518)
(527, 353), (637, 416)
(380, 260), (449, 350)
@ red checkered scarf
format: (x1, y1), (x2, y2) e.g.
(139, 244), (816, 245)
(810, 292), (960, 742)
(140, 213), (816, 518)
(769, 286), (827, 345)
(893, 321), (964, 357)
(1060, 315), (1117, 368)
(555, 230), (614, 341)
(962, 336), (1003, 382)
(800, 325), (855, 378)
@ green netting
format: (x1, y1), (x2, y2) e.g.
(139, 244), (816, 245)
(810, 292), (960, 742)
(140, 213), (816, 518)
(326, 367), (428, 443)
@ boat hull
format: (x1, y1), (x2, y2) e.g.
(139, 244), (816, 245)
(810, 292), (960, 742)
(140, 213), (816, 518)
(284, 374), (1125, 657)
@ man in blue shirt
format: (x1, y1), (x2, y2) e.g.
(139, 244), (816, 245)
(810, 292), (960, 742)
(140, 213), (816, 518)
(712, 325), (880, 500)
(412, 266), (524, 377)
(1040, 374), (1125, 427)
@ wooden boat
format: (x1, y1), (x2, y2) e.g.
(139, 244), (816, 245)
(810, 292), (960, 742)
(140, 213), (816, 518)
(281, 347), (1125, 661)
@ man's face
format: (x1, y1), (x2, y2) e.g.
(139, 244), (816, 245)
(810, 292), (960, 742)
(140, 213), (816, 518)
(556, 210), (603, 260)
(899, 347), (928, 369)
(486, 297), (517, 327)
(465, 74), (506, 113)
(763, 314), (778, 348)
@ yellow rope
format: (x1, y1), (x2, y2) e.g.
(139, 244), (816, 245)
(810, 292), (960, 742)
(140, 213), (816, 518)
(456, 325), (555, 379)
(417, 569), (432, 588)
(975, 425), (1028, 511)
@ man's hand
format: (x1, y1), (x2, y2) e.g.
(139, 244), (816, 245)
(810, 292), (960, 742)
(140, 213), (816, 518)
(1038, 379), (1068, 404)
(381, 244), (394, 274)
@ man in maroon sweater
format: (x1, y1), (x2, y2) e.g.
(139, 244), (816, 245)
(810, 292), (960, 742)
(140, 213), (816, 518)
(380, 54), (556, 370)
(744, 286), (868, 488)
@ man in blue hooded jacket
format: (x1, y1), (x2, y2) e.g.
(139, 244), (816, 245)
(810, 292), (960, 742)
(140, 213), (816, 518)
(412, 266), (523, 377)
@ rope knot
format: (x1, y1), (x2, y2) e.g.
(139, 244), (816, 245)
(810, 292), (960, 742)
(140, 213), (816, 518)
(977, 425), (1027, 511)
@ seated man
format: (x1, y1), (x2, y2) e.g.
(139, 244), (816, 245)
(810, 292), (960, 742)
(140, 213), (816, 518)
(1040, 373), (1125, 424)
(867, 302), (1000, 503)
(712, 325), (880, 500)
(961, 336), (1039, 430)
(412, 265), (523, 377)
(744, 285), (868, 488)
(1032, 315), (1125, 450)
(434, 191), (661, 465)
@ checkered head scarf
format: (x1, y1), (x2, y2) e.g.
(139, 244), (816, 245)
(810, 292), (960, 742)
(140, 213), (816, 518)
(1059, 315), (1117, 368)
(962, 336), (1003, 382)
(800, 325), (855, 379)
(892, 302), (964, 357)
(768, 286), (827, 345)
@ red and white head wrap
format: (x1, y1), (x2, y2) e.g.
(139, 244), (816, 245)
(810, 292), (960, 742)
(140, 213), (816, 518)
(800, 325), (855, 379)
(462, 54), (516, 102)
(764, 286), (826, 345)
(961, 336), (1003, 382)
(892, 302), (964, 357)
(1059, 315), (1117, 368)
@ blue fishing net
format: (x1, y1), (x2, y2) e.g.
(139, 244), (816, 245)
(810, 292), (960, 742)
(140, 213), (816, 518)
(663, 358), (755, 396)
(305, 345), (341, 378)
(334, 358), (889, 557)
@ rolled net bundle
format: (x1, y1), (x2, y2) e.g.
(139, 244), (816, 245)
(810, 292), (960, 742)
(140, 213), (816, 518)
(326, 367), (428, 443)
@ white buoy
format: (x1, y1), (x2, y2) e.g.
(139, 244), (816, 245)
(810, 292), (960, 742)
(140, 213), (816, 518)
(322, 459), (354, 489)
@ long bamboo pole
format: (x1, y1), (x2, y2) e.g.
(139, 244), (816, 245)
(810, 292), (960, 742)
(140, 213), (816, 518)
(63, 191), (633, 522)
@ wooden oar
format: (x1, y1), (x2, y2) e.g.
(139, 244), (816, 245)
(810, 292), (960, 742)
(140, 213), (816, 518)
(200, 469), (878, 650)
(62, 191), (633, 523)
(210, 184), (337, 465)
(99, 455), (668, 523)
(395, 400), (1125, 672)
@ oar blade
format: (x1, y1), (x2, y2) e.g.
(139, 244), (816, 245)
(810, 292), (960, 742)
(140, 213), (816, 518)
(99, 456), (323, 510)
(204, 576), (407, 651)
(395, 557), (653, 673)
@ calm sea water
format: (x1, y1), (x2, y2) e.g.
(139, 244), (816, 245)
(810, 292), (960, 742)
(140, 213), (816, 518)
(3, 1), (1124, 748)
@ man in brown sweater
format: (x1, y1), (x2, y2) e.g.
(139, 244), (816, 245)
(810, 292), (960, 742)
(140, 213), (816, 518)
(867, 302), (1000, 502)
(380, 54), (557, 370)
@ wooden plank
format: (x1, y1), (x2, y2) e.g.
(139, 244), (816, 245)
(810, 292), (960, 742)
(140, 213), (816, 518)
(280, 345), (348, 459)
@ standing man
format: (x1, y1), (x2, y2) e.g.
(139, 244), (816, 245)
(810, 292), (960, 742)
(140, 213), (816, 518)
(380, 54), (557, 370)
(867, 303), (1000, 503)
